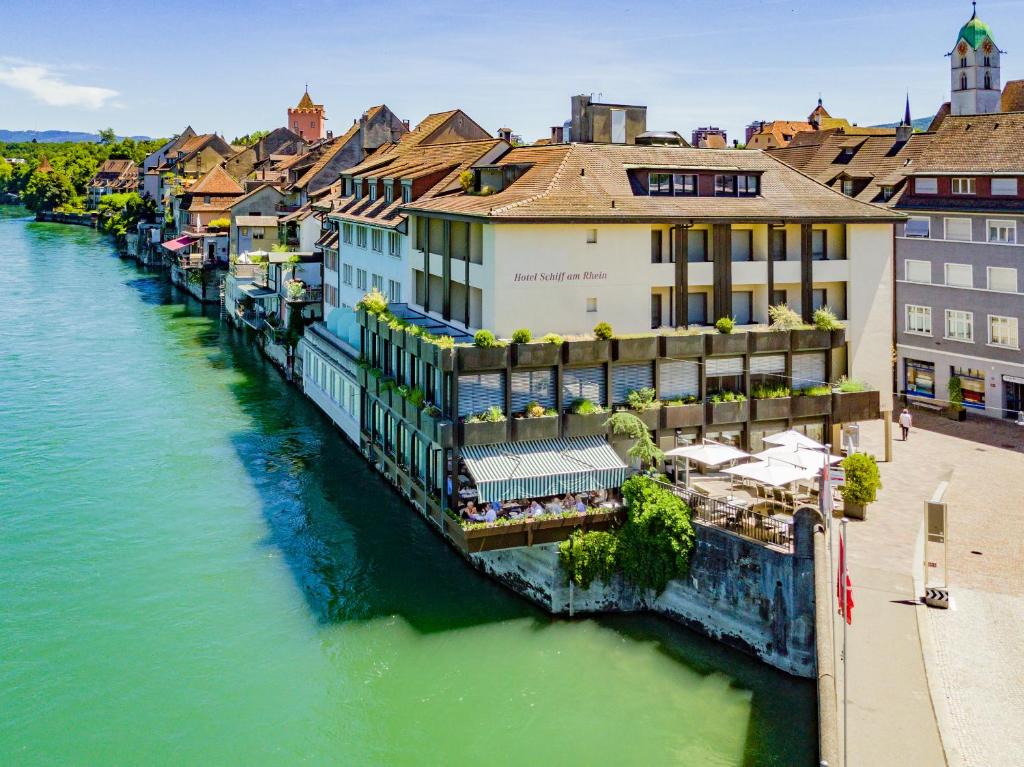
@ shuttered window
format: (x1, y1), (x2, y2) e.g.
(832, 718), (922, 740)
(563, 366), (606, 407)
(659, 360), (700, 400)
(706, 357), (744, 377)
(750, 354), (785, 374)
(458, 373), (505, 417)
(612, 363), (655, 404)
(792, 353), (826, 390)
(511, 369), (557, 413)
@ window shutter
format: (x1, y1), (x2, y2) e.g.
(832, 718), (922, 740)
(612, 363), (655, 404)
(659, 360), (700, 399)
(458, 373), (505, 417)
(706, 357), (744, 377)
(750, 354), (785, 374)
(792, 353), (826, 390)
(563, 366), (606, 407)
(510, 369), (557, 412)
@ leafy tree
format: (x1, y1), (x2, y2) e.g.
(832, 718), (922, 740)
(97, 128), (117, 145)
(605, 411), (663, 468)
(617, 475), (696, 593)
(23, 170), (75, 212)
(232, 130), (270, 146)
(0, 158), (12, 192)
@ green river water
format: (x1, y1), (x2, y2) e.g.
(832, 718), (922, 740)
(0, 207), (815, 766)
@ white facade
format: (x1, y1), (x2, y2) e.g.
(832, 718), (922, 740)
(950, 23), (1001, 116)
(335, 220), (409, 311)
(299, 324), (361, 444)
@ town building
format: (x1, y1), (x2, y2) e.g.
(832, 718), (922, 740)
(691, 126), (727, 149)
(746, 99), (895, 150)
(287, 89), (327, 141)
(139, 127), (197, 209)
(87, 159), (138, 207)
(950, 8), (1002, 116)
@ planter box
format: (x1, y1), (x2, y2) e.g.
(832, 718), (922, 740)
(402, 397), (420, 424)
(750, 331), (790, 353)
(512, 415), (560, 442)
(357, 366), (369, 387)
(562, 411), (609, 437)
(791, 394), (832, 418)
(791, 328), (831, 350)
(661, 404), (704, 429)
(751, 397), (791, 421)
(460, 419), (508, 446)
(356, 307), (368, 328)
(946, 406), (967, 422)
(405, 336), (421, 358)
(613, 336), (658, 362)
(622, 408), (661, 430)
(419, 410), (438, 440)
(831, 390), (880, 423)
(376, 323), (391, 344)
(706, 399), (749, 425)
(660, 334), (705, 359)
(844, 500), (867, 520)
(706, 333), (749, 356)
(366, 313), (379, 335)
(434, 419), (453, 448)
(562, 339), (611, 365)
(830, 328), (847, 348)
(457, 345), (509, 371)
(513, 342), (561, 368)
(436, 346), (455, 372)
(392, 328), (407, 349)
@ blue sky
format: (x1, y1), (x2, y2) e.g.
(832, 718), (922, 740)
(2, 0), (1023, 143)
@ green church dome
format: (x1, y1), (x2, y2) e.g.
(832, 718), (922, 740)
(957, 14), (995, 49)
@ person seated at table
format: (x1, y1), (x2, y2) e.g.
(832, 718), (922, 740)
(528, 500), (544, 517)
(545, 498), (562, 514)
(484, 504), (497, 523)
(593, 488), (608, 504)
(560, 493), (576, 509)
(575, 498), (587, 514)
(462, 501), (486, 522)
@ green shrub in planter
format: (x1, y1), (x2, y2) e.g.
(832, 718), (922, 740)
(356, 288), (388, 315)
(511, 328), (532, 344)
(834, 377), (868, 393)
(840, 453), (881, 505)
(474, 329), (498, 348)
(769, 303), (804, 331)
(715, 317), (735, 334)
(625, 387), (660, 411)
(570, 398), (604, 415)
(541, 333), (564, 345)
(813, 306), (841, 331)
(593, 322), (613, 340)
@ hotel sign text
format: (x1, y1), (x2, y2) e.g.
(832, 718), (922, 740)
(512, 271), (608, 283)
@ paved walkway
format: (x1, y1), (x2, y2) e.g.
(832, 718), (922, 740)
(830, 410), (1024, 767)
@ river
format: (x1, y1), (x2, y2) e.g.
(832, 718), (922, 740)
(0, 207), (815, 766)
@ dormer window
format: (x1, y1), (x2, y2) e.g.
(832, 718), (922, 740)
(353, 180), (361, 200)
(673, 174), (697, 196)
(836, 147), (857, 164)
(369, 181), (378, 202)
(881, 185), (895, 201)
(842, 179), (855, 196)
(952, 177), (976, 195)
(344, 177), (352, 196)
(204, 195), (211, 204)
(402, 185), (412, 204)
(714, 175), (736, 195)
(648, 173), (672, 196)
(384, 183), (394, 204)
(737, 175), (759, 196)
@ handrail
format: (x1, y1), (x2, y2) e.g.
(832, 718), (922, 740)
(653, 480), (794, 552)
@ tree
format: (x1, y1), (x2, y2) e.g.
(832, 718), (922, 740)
(0, 158), (12, 193)
(232, 130), (270, 146)
(97, 128), (117, 145)
(605, 411), (664, 469)
(22, 170), (75, 212)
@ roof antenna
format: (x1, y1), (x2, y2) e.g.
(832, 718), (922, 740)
(972, 1), (977, 20)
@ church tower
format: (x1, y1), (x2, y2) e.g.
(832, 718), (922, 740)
(287, 87), (327, 140)
(950, 4), (1002, 116)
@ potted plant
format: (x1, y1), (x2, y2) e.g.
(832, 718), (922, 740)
(605, 411), (664, 471)
(707, 317), (748, 355)
(661, 395), (704, 428)
(946, 376), (967, 422)
(705, 390), (749, 424)
(831, 378), (880, 422)
(458, 329), (509, 371)
(460, 406), (508, 445)
(749, 383), (792, 420)
(619, 387), (661, 429)
(661, 330), (704, 358)
(840, 452), (881, 520)
(562, 398), (608, 437)
(791, 385), (833, 417)
(512, 328), (562, 367)
(512, 400), (560, 441)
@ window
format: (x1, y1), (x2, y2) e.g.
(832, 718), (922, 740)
(586, 297), (597, 313)
(342, 264), (353, 285)
(651, 229), (664, 263)
(356, 226), (367, 248)
(905, 359), (935, 398)
(687, 229), (708, 262)
(714, 175), (736, 195)
(610, 109), (626, 144)
(731, 229), (752, 262)
(240, 227), (248, 236)
(252, 230), (264, 240)
(944, 217), (972, 242)
(770, 289), (787, 306)
(916, 177), (938, 194)
(372, 273), (384, 292)
(944, 263), (973, 287)
(812, 288), (827, 312)
(353, 181), (361, 200)
(770, 228), (787, 261)
(342, 222), (353, 243)
(387, 231), (400, 257)
(673, 174), (697, 196)
(904, 217), (930, 238)
(356, 269), (367, 290)
(371, 229), (383, 252)
(648, 173), (672, 196)
(731, 291), (753, 325)
(987, 219), (1016, 244)
(388, 279), (401, 303)
(384, 184), (394, 204)
(991, 178), (1018, 196)
(344, 178), (352, 196)
(402, 185), (412, 204)
(906, 305), (932, 335)
(737, 175), (759, 196)
(944, 309), (973, 342)
(952, 177), (976, 195)
(988, 266), (1017, 292)
(880, 185), (895, 202)
(960, 72), (968, 91)
(905, 259), (931, 283)
(586, 228), (597, 244)
(989, 315), (1019, 348)
(811, 229), (827, 260)
(984, 55), (991, 67)
(952, 366), (985, 408)
(369, 182), (378, 202)
(841, 179), (855, 196)
(984, 71), (992, 89)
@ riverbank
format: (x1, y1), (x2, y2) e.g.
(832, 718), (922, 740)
(2, 208), (817, 765)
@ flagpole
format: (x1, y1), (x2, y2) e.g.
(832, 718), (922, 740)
(842, 516), (849, 767)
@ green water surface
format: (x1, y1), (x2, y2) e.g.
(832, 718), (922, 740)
(0, 207), (815, 766)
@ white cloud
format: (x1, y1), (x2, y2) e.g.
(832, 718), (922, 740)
(0, 60), (118, 110)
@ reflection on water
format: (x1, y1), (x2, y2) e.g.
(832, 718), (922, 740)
(0, 208), (815, 766)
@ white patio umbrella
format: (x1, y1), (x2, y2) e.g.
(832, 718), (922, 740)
(723, 459), (816, 488)
(665, 442), (749, 487)
(753, 445), (842, 472)
(761, 429), (825, 450)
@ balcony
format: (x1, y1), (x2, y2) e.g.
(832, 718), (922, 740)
(285, 285), (323, 304)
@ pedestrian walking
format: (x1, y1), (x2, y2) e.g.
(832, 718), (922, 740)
(898, 408), (912, 441)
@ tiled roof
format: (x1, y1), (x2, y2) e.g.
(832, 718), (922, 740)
(909, 112), (1024, 174)
(1000, 80), (1024, 113)
(190, 165), (244, 195)
(179, 134), (215, 155)
(927, 103), (951, 133)
(749, 121), (814, 146)
(405, 143), (903, 222)
(291, 122), (361, 190)
(770, 131), (932, 205)
(226, 183), (284, 209)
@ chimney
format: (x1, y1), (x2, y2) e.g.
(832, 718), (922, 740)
(551, 125), (564, 143)
(327, 130), (333, 140)
(402, 119), (410, 131)
(498, 127), (513, 142)
(895, 123), (913, 143)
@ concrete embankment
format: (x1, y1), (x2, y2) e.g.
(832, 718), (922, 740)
(34, 211), (98, 227)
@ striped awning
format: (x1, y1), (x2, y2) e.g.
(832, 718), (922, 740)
(462, 435), (628, 503)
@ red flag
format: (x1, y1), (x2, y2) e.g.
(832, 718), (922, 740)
(837, 530), (854, 625)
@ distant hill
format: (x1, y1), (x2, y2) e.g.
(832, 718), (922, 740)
(0, 129), (153, 143)
(871, 116), (935, 131)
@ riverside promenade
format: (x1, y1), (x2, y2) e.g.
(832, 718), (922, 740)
(832, 410), (1024, 767)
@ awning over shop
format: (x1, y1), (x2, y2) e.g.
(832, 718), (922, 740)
(161, 235), (197, 252)
(462, 435), (628, 503)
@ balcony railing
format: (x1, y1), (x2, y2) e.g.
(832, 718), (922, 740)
(285, 286), (323, 303)
(229, 263), (261, 279)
